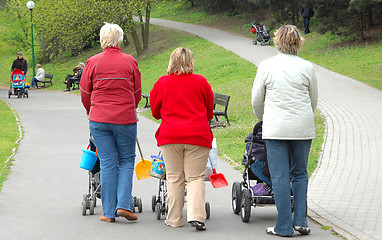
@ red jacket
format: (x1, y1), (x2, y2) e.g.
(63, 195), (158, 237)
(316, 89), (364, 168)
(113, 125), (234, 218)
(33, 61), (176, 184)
(150, 73), (214, 148)
(81, 47), (141, 124)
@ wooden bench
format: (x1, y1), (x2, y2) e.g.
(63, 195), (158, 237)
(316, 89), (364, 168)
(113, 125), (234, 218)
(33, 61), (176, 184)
(142, 94), (150, 108)
(72, 78), (80, 90)
(212, 92), (231, 126)
(37, 74), (53, 88)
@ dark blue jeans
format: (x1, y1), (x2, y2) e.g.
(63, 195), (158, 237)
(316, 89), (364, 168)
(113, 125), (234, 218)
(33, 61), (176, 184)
(303, 17), (311, 34)
(31, 77), (38, 87)
(89, 121), (137, 218)
(265, 139), (312, 236)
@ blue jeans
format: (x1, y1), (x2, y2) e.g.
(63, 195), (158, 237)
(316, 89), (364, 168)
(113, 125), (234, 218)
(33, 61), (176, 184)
(31, 77), (38, 87)
(89, 121), (137, 218)
(265, 139), (311, 236)
(250, 160), (272, 186)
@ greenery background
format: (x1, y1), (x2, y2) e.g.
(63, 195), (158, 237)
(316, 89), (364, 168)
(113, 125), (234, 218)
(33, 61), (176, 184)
(0, 0), (381, 189)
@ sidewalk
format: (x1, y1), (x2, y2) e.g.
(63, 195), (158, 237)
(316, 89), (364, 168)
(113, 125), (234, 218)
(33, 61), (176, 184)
(150, 18), (382, 240)
(0, 89), (337, 239)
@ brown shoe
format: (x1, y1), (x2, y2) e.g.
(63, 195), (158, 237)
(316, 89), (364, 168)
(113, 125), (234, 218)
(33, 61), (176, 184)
(116, 208), (138, 221)
(100, 215), (115, 223)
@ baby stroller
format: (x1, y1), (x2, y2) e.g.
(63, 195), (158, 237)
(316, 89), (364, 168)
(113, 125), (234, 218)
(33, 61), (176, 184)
(231, 121), (293, 222)
(251, 21), (273, 46)
(81, 137), (142, 215)
(9, 69), (29, 98)
(150, 153), (211, 220)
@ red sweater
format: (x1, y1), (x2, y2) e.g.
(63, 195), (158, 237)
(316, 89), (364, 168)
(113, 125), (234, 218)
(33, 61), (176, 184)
(150, 73), (214, 148)
(81, 47), (141, 124)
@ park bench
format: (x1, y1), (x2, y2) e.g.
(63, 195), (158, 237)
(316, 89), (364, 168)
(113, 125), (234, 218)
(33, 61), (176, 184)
(211, 92), (231, 126)
(142, 94), (150, 108)
(72, 78), (80, 90)
(36, 74), (53, 88)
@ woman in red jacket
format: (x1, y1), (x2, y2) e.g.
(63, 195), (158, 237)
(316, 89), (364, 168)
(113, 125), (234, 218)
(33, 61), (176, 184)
(80, 22), (141, 223)
(150, 47), (214, 230)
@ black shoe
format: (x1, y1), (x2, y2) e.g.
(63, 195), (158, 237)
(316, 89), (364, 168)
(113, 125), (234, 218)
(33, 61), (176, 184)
(190, 221), (206, 231)
(294, 226), (311, 235)
(63, 89), (71, 92)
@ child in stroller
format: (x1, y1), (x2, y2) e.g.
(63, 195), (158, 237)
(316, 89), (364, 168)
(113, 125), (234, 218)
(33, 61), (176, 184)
(251, 21), (273, 46)
(81, 137), (142, 216)
(231, 121), (293, 222)
(9, 69), (29, 98)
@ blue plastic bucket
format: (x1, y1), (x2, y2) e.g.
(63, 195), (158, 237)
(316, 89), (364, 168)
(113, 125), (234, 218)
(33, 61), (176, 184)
(80, 148), (98, 171)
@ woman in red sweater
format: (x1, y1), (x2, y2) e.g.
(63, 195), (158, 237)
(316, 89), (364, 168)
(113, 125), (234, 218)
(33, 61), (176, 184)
(150, 47), (214, 230)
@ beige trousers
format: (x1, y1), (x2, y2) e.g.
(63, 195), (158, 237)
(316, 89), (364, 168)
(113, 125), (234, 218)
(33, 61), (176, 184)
(160, 144), (210, 227)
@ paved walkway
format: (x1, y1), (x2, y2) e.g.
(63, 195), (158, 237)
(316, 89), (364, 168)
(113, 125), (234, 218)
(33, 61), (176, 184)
(150, 18), (382, 240)
(0, 89), (337, 239)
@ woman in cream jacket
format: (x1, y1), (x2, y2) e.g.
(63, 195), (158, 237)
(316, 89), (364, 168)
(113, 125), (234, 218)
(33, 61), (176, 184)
(252, 25), (318, 237)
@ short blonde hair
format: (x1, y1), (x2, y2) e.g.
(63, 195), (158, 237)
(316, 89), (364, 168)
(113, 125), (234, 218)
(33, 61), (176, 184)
(100, 22), (124, 49)
(36, 64), (41, 68)
(274, 25), (304, 55)
(167, 47), (194, 75)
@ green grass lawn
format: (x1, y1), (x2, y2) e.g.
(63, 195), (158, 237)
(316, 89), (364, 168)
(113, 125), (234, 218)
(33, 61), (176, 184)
(0, 100), (20, 190)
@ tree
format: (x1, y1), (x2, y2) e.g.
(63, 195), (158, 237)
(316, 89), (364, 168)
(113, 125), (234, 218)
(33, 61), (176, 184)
(348, 0), (373, 40)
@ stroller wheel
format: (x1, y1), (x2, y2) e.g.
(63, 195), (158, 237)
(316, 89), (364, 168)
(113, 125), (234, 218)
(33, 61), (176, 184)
(151, 195), (157, 212)
(8, 90), (11, 98)
(269, 40), (274, 45)
(205, 202), (210, 219)
(137, 198), (143, 213)
(261, 41), (266, 46)
(156, 202), (162, 220)
(89, 200), (95, 215)
(92, 195), (97, 207)
(81, 200), (87, 216)
(17, 91), (21, 98)
(232, 181), (242, 214)
(241, 189), (252, 222)
(253, 40), (257, 45)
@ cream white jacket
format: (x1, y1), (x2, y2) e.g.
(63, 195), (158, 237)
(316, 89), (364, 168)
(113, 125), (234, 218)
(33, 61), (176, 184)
(252, 53), (318, 140)
(35, 67), (45, 82)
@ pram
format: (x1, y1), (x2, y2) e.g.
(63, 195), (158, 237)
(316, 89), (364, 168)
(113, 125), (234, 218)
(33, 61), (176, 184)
(231, 121), (293, 222)
(251, 21), (273, 46)
(150, 153), (211, 220)
(9, 69), (29, 98)
(81, 137), (143, 215)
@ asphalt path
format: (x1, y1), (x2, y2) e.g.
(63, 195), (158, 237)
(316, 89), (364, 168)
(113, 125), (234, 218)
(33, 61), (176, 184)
(0, 88), (339, 239)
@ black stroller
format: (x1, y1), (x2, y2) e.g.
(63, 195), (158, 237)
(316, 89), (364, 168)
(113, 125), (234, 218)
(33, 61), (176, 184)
(251, 21), (273, 46)
(151, 153), (211, 220)
(81, 137), (143, 215)
(231, 121), (293, 222)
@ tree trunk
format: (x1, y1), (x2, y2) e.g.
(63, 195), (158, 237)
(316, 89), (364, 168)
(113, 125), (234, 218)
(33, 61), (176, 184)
(358, 12), (365, 41)
(366, 6), (373, 27)
(138, 10), (145, 43)
(143, 1), (151, 50)
(127, 12), (142, 55)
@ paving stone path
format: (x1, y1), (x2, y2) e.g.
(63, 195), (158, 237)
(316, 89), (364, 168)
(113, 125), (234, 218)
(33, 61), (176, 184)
(150, 18), (382, 240)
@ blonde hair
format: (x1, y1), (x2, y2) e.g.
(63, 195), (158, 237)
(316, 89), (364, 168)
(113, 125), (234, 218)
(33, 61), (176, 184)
(100, 22), (124, 49)
(36, 64), (41, 68)
(274, 25), (304, 55)
(167, 47), (194, 75)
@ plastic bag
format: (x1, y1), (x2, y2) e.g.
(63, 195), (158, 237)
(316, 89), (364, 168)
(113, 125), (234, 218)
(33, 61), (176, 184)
(205, 138), (217, 180)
